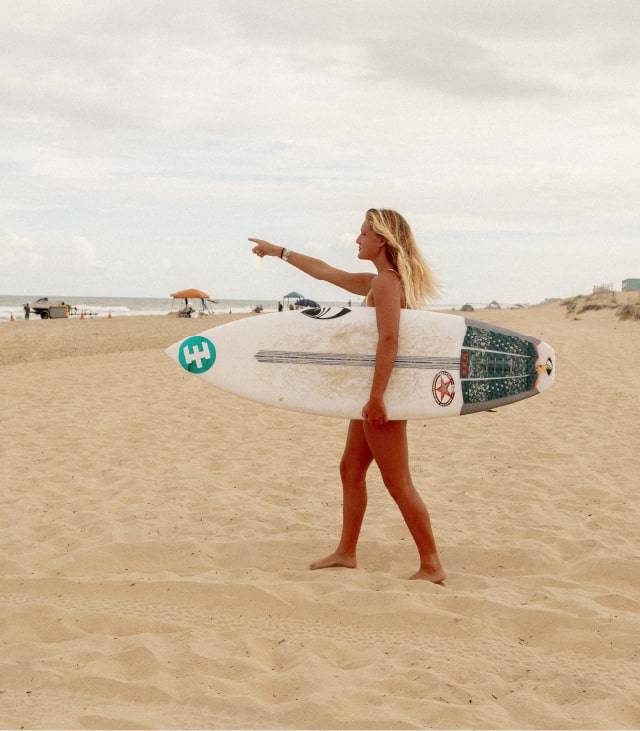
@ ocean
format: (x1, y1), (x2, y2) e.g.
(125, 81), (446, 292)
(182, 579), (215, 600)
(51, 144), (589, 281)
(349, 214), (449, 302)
(0, 294), (357, 321)
(0, 294), (499, 322)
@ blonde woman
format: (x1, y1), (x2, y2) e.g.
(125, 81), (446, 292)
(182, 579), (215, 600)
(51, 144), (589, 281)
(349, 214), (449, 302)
(249, 209), (445, 583)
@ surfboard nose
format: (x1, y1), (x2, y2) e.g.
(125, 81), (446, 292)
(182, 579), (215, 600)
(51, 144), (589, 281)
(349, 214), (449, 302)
(165, 341), (179, 361)
(165, 335), (217, 374)
(534, 341), (556, 392)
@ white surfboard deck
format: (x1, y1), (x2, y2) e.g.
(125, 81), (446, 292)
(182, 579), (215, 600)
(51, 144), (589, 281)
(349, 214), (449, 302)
(165, 307), (555, 420)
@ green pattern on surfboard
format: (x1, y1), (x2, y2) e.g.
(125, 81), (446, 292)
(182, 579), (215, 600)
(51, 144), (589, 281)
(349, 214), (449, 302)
(461, 325), (538, 404)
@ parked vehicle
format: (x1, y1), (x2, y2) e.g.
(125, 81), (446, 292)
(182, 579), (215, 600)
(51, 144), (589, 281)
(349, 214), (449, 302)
(30, 297), (75, 319)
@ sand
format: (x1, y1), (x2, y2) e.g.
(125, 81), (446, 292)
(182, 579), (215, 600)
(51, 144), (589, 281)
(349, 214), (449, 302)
(1, 304), (639, 729)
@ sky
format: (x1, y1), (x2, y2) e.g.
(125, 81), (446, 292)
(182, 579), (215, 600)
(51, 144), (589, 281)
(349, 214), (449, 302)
(1, 0), (639, 304)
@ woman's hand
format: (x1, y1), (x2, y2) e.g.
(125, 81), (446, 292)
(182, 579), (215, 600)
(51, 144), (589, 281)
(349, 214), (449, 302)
(362, 395), (388, 425)
(249, 238), (283, 258)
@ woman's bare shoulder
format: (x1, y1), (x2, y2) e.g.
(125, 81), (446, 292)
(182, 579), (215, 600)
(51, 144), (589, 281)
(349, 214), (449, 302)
(371, 269), (402, 289)
(370, 270), (404, 307)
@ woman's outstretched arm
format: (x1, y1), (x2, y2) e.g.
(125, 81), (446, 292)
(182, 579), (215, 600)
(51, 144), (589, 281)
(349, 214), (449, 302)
(249, 238), (373, 296)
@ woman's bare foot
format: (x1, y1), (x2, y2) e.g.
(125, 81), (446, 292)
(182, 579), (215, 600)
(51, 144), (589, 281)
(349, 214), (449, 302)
(409, 565), (446, 584)
(309, 552), (357, 570)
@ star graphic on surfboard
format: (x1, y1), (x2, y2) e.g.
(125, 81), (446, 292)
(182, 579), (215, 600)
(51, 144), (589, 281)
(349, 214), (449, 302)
(432, 371), (455, 406)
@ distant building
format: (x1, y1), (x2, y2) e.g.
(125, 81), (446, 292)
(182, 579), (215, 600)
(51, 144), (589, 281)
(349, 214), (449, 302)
(593, 283), (614, 294)
(622, 278), (640, 292)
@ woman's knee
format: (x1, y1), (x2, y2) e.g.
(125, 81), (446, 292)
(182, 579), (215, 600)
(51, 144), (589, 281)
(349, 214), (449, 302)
(382, 478), (412, 503)
(340, 457), (368, 487)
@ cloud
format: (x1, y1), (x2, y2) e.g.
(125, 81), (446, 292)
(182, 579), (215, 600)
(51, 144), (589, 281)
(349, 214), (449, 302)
(600, 35), (640, 66)
(362, 35), (562, 99)
(1, 232), (44, 270)
(69, 236), (104, 269)
(1, 232), (104, 275)
(249, 252), (265, 271)
(302, 239), (342, 253)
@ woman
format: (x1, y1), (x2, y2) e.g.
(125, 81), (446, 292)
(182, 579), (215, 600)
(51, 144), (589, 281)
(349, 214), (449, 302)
(249, 208), (445, 583)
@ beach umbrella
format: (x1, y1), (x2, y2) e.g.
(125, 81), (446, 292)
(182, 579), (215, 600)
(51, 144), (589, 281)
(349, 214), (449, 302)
(171, 288), (210, 300)
(170, 288), (212, 315)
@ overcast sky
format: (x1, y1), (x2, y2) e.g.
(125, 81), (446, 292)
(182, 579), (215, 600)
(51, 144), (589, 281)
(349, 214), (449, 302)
(1, 0), (639, 303)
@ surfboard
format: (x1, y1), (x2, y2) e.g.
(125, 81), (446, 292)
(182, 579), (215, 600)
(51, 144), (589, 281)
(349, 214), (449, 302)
(165, 307), (555, 420)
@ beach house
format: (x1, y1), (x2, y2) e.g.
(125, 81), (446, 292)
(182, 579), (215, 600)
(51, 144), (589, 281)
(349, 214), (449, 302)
(622, 278), (640, 291)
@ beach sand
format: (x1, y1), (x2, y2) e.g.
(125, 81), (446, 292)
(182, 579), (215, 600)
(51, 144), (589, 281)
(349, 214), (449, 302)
(1, 304), (639, 729)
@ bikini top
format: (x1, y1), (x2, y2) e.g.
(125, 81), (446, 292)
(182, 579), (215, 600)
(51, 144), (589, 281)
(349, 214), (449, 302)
(364, 269), (404, 307)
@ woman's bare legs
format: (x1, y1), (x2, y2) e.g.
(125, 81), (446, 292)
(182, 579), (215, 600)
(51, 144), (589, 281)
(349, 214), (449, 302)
(363, 420), (445, 583)
(309, 420), (373, 570)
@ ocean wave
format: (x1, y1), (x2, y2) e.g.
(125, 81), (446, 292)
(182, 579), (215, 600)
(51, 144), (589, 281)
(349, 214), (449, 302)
(0, 305), (270, 321)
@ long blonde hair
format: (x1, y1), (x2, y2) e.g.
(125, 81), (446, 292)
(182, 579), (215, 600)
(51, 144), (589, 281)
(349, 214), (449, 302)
(366, 208), (437, 309)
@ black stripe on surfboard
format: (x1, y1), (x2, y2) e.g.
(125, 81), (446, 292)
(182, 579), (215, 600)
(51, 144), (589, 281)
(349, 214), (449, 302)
(255, 350), (461, 369)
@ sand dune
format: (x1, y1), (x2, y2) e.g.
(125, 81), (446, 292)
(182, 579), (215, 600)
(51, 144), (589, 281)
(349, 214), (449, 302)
(1, 304), (639, 729)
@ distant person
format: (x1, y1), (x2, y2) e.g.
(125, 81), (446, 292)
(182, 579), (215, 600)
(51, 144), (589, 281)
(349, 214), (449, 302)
(278, 301), (283, 312)
(23, 303), (30, 320)
(249, 208), (444, 583)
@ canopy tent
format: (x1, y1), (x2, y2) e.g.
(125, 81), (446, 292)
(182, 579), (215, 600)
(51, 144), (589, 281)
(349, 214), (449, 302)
(282, 291), (304, 308)
(170, 288), (216, 317)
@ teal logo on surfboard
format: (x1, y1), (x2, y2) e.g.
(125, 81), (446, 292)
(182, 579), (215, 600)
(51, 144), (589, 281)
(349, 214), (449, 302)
(178, 336), (216, 373)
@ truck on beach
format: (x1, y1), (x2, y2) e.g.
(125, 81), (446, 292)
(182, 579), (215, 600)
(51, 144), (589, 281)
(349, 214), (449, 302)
(29, 298), (76, 319)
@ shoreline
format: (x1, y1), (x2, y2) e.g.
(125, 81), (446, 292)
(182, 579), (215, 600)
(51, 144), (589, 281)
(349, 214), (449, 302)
(0, 303), (538, 325)
(3, 288), (636, 323)
(0, 295), (539, 323)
